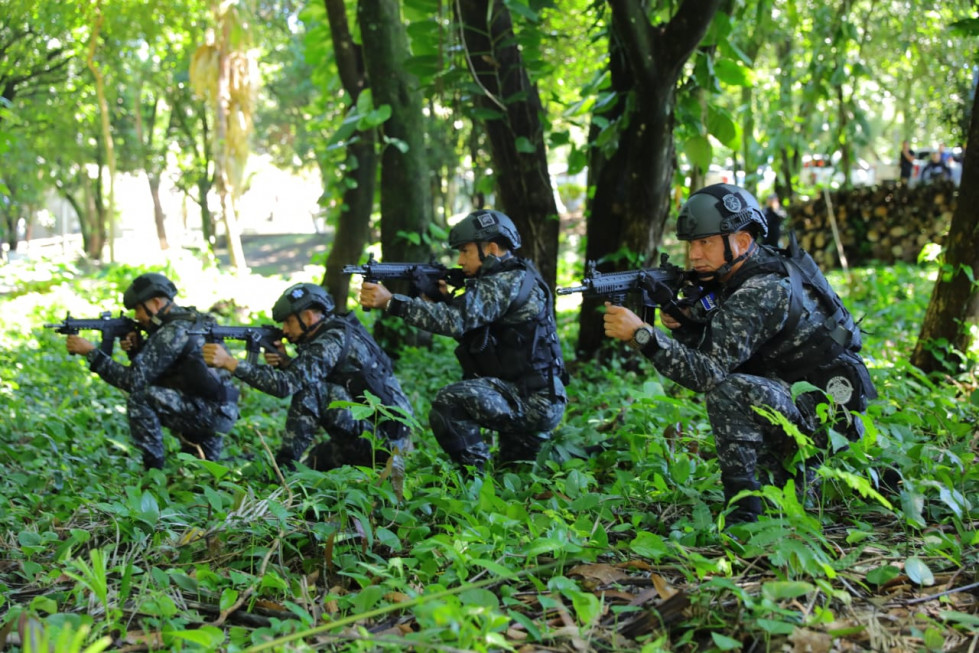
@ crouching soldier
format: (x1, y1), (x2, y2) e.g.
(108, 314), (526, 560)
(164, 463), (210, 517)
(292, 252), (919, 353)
(64, 272), (240, 470)
(604, 184), (876, 524)
(359, 210), (568, 473)
(203, 283), (413, 471)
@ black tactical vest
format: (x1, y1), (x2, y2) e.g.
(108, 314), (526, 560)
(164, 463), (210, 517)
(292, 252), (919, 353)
(725, 238), (877, 412)
(455, 258), (568, 396)
(154, 308), (239, 403)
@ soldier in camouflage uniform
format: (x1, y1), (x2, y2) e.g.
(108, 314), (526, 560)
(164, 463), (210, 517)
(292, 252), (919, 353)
(604, 184), (875, 523)
(64, 273), (240, 470)
(359, 210), (569, 472)
(203, 283), (412, 471)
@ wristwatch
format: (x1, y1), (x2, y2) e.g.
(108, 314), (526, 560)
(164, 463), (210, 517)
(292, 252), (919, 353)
(630, 325), (655, 351)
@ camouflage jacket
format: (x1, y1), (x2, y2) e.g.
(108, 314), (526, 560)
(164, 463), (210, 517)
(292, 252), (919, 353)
(387, 255), (567, 399)
(644, 248), (833, 393)
(233, 316), (412, 411)
(86, 305), (236, 402)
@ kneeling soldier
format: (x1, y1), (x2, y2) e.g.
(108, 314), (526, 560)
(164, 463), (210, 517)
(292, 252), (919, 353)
(204, 283), (413, 471)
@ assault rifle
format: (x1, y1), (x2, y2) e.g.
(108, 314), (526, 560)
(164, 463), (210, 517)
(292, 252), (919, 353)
(45, 311), (141, 356)
(557, 253), (696, 318)
(342, 253), (465, 301)
(190, 324), (284, 364)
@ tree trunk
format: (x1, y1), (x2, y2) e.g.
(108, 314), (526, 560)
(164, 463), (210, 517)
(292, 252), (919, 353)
(148, 174), (170, 250)
(576, 0), (721, 358)
(910, 88), (979, 375)
(357, 0), (432, 264)
(455, 0), (560, 290)
(86, 0), (116, 263)
(321, 0), (377, 310)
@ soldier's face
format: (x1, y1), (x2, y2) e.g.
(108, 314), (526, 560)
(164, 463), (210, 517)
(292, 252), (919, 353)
(457, 243), (483, 276)
(457, 241), (506, 276)
(688, 231), (753, 280)
(281, 314), (302, 342)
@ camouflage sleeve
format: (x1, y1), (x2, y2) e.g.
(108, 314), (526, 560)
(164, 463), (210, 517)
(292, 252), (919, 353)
(233, 329), (344, 398)
(648, 275), (791, 392)
(388, 269), (524, 337)
(87, 323), (187, 392)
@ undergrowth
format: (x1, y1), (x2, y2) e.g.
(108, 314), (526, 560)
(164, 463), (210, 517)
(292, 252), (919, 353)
(0, 257), (977, 652)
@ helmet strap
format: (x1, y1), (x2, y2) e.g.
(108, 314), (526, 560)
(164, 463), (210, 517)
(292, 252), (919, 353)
(711, 236), (757, 281)
(142, 298), (172, 327)
(294, 310), (324, 342)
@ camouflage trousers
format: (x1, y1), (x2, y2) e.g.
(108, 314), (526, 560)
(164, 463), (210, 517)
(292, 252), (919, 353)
(127, 386), (238, 469)
(706, 373), (818, 521)
(428, 377), (567, 470)
(277, 381), (412, 471)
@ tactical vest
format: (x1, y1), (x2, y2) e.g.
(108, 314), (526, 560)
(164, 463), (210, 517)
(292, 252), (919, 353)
(724, 237), (877, 412)
(153, 308), (239, 403)
(455, 258), (569, 396)
(313, 312), (408, 441)
(315, 312), (400, 403)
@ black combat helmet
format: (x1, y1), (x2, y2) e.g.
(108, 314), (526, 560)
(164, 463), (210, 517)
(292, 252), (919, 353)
(676, 184), (768, 241)
(448, 209), (522, 251)
(272, 283), (335, 322)
(123, 273), (178, 310)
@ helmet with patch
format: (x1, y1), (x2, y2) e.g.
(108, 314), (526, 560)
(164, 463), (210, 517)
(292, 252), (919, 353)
(123, 273), (178, 310)
(272, 283), (335, 322)
(448, 209), (521, 250)
(676, 184), (768, 241)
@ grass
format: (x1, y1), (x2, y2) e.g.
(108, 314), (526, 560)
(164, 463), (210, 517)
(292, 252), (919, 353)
(0, 252), (977, 652)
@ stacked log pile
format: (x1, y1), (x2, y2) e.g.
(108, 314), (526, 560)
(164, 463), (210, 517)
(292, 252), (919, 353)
(786, 180), (956, 270)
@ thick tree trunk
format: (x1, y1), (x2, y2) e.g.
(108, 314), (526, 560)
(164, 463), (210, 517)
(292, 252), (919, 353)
(456, 0), (560, 290)
(357, 0), (431, 264)
(321, 0), (377, 310)
(910, 89), (979, 375)
(576, 0), (720, 358)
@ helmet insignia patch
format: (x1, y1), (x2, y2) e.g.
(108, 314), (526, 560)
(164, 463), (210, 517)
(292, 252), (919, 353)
(722, 194), (743, 214)
(476, 213), (497, 228)
(290, 288), (305, 299)
(826, 375), (854, 404)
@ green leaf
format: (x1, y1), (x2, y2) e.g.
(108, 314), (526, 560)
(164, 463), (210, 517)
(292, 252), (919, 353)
(939, 610), (979, 628)
(629, 531), (668, 560)
(761, 581), (814, 601)
(219, 588), (239, 612)
(714, 59), (752, 86)
(755, 618), (797, 635)
(570, 590), (601, 624)
(905, 557), (935, 586)
(711, 632), (743, 650)
(683, 135), (712, 172)
(170, 626), (226, 648)
(706, 106), (738, 149)
(866, 565), (901, 586)
(515, 136), (536, 153)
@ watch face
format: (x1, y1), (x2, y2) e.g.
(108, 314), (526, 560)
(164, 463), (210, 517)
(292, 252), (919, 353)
(634, 326), (652, 345)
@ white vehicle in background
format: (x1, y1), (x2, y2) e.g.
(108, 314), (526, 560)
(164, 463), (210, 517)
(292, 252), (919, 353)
(801, 152), (876, 187)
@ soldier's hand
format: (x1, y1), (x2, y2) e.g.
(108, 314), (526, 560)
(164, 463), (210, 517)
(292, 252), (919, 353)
(119, 331), (139, 352)
(360, 281), (393, 310)
(603, 302), (644, 341)
(660, 311), (682, 330)
(202, 342), (237, 372)
(263, 340), (290, 367)
(66, 335), (95, 356)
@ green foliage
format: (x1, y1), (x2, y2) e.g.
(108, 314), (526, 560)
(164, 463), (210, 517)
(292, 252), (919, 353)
(1, 257), (977, 650)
